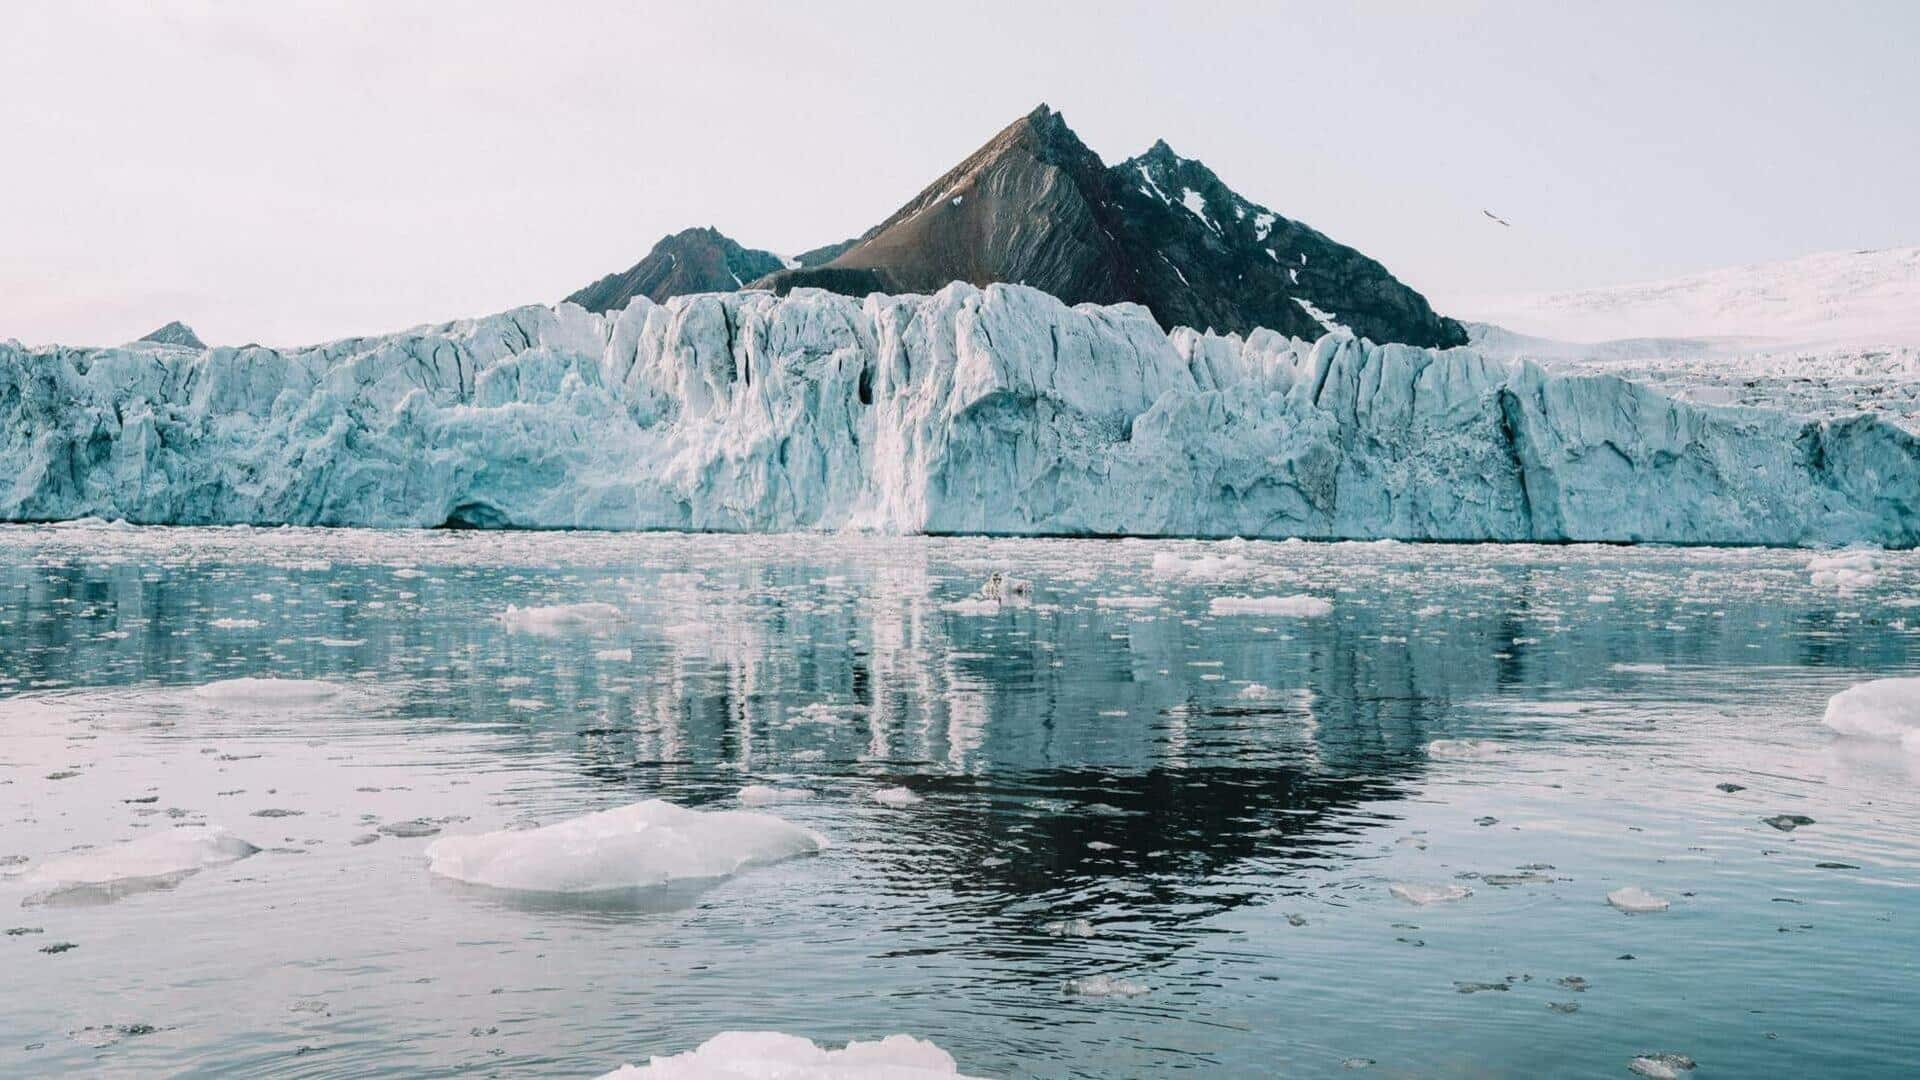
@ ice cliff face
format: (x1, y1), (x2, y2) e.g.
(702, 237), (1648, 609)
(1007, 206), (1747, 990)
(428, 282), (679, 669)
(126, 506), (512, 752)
(2, 283), (1916, 546)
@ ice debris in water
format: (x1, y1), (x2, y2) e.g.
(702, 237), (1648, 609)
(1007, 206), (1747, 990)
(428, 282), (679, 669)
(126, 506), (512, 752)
(1390, 882), (1472, 905)
(423, 800), (826, 894)
(1628, 1052), (1697, 1079)
(1209, 594), (1332, 617)
(23, 828), (258, 904)
(738, 785), (815, 806)
(1607, 886), (1671, 913)
(1823, 677), (1920, 753)
(1150, 552), (1255, 579)
(871, 787), (923, 808)
(1062, 974), (1149, 997)
(1426, 738), (1507, 759)
(596, 1030), (982, 1079)
(1043, 918), (1097, 938)
(494, 602), (626, 635)
(192, 678), (343, 705)
(1807, 549), (1881, 589)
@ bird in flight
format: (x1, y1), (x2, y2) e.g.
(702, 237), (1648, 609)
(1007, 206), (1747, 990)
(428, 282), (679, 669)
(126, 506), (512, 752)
(1482, 209), (1512, 227)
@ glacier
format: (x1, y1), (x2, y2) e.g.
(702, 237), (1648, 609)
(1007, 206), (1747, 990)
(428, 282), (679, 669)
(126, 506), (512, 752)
(2, 282), (1917, 546)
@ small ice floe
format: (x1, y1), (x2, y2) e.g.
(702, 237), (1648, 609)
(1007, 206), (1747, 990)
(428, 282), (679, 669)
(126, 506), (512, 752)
(596, 1031), (981, 1079)
(1628, 1052), (1697, 1079)
(1481, 872), (1553, 886)
(1390, 882), (1472, 905)
(377, 820), (441, 838)
(1150, 552), (1255, 579)
(1062, 973), (1149, 997)
(192, 678), (343, 705)
(1609, 663), (1668, 674)
(424, 800), (826, 894)
(870, 787), (923, 808)
(738, 785), (815, 806)
(1427, 738), (1506, 760)
(978, 571), (1032, 602)
(1606, 886), (1671, 913)
(1209, 595), (1332, 617)
(594, 648), (633, 662)
(494, 602), (626, 636)
(1095, 595), (1162, 610)
(1762, 814), (1815, 832)
(209, 617), (262, 629)
(1807, 549), (1880, 590)
(23, 828), (258, 905)
(1043, 918), (1097, 938)
(1414, 604), (1446, 617)
(1238, 683), (1280, 700)
(1823, 677), (1920, 752)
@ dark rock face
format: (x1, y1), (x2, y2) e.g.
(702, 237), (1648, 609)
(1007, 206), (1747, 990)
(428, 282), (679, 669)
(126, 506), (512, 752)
(757, 106), (1465, 348)
(566, 227), (787, 313)
(137, 321), (205, 349)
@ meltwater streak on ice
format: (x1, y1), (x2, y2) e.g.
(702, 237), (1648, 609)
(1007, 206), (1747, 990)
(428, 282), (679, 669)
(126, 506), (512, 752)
(2, 282), (1917, 545)
(3, 527), (1920, 1076)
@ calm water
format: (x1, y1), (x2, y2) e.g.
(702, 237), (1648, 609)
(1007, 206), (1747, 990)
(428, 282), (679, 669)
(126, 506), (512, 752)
(2, 525), (1918, 1078)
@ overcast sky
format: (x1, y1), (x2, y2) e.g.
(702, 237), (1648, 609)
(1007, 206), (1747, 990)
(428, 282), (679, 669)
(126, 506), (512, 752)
(4, 0), (1915, 347)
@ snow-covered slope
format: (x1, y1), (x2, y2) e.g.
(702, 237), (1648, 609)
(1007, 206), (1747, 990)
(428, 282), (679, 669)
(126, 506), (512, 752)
(2, 283), (1917, 546)
(1462, 248), (1920, 431)
(1461, 247), (1920, 350)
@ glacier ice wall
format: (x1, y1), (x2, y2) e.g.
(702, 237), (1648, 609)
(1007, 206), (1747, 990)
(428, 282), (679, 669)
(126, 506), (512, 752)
(2, 283), (1917, 546)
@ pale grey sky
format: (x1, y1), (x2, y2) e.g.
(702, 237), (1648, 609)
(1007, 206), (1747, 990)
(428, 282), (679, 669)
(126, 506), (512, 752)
(3, 0), (1915, 347)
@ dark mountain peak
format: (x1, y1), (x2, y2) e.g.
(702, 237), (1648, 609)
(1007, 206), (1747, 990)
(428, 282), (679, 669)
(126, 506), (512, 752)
(137, 320), (204, 349)
(566, 226), (787, 313)
(673, 108), (1465, 348)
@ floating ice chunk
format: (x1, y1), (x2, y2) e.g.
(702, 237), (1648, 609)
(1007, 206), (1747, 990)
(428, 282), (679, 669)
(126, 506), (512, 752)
(1238, 683), (1279, 699)
(978, 571), (1032, 601)
(1628, 1052), (1696, 1078)
(595, 648), (633, 662)
(1390, 882), (1472, 905)
(1043, 918), (1097, 938)
(1426, 738), (1507, 759)
(192, 678), (344, 705)
(1607, 886), (1671, 913)
(1150, 552), (1255, 579)
(209, 617), (262, 629)
(423, 800), (826, 894)
(738, 785), (815, 806)
(1210, 595), (1332, 617)
(1808, 549), (1881, 589)
(1610, 663), (1668, 673)
(597, 1031), (981, 1079)
(1823, 677), (1920, 752)
(1095, 595), (1161, 609)
(1414, 604), (1446, 617)
(23, 828), (258, 905)
(495, 602), (626, 635)
(1062, 974), (1149, 997)
(871, 787), (923, 808)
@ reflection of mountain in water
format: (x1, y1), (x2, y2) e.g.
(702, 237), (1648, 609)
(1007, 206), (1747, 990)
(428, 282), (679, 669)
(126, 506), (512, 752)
(5, 539), (1910, 949)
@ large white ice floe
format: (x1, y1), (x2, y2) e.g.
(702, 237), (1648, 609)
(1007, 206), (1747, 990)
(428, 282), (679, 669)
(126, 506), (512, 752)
(1823, 677), (1920, 753)
(423, 800), (826, 894)
(192, 677), (346, 705)
(596, 1031), (984, 1079)
(494, 601), (626, 635)
(22, 827), (259, 905)
(3, 282), (1918, 546)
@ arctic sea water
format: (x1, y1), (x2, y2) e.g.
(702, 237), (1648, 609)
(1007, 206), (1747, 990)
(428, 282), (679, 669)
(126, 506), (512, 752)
(3, 524), (1918, 1077)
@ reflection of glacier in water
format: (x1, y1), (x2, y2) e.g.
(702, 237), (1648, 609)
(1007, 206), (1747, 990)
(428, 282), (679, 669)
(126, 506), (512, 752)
(2, 525), (1920, 1076)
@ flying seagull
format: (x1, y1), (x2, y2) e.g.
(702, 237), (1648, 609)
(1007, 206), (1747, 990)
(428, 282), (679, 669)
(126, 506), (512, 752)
(1482, 209), (1512, 227)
